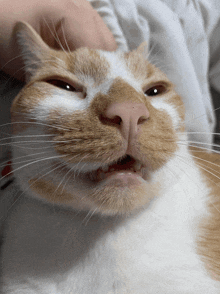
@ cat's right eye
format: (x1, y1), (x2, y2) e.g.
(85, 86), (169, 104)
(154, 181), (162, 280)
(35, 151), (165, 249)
(46, 79), (78, 92)
(45, 78), (86, 99)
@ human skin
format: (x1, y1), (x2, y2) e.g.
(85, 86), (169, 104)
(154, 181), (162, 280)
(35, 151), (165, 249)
(0, 0), (117, 80)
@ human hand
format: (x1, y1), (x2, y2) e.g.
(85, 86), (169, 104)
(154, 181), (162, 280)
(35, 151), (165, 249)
(0, 0), (117, 80)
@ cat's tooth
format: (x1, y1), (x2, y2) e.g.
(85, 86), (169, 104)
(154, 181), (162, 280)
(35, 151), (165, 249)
(141, 167), (148, 179)
(133, 161), (142, 172)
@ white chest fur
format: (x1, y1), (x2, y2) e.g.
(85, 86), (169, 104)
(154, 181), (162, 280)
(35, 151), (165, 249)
(2, 151), (220, 294)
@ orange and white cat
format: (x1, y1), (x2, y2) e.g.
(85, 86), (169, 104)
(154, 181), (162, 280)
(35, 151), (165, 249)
(1, 22), (220, 293)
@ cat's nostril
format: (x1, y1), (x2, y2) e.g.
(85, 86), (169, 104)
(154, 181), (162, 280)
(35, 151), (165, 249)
(109, 115), (122, 125)
(99, 114), (122, 126)
(138, 116), (149, 125)
(101, 102), (150, 140)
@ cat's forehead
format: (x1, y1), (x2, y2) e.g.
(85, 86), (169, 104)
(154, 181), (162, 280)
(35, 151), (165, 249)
(68, 48), (153, 91)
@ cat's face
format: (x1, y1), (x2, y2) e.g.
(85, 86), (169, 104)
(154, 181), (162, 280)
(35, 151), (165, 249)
(11, 22), (185, 215)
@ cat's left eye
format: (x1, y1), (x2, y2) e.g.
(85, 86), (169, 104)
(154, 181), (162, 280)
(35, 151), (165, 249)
(144, 84), (167, 97)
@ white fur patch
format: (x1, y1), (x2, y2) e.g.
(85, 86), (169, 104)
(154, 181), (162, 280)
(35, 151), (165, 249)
(99, 51), (143, 93)
(151, 97), (181, 128)
(34, 89), (88, 119)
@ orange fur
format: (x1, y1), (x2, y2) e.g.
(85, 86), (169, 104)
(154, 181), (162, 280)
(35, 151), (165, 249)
(190, 147), (220, 280)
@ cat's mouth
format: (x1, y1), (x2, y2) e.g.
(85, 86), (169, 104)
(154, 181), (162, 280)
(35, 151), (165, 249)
(87, 155), (147, 183)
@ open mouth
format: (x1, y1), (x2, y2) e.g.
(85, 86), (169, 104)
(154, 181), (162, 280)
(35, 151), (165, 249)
(88, 155), (146, 182)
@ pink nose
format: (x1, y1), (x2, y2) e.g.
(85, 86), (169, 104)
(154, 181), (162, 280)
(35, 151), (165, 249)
(102, 102), (149, 140)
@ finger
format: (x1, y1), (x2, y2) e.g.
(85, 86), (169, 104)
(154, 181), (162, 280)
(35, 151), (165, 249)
(39, 0), (117, 51)
(55, 14), (117, 52)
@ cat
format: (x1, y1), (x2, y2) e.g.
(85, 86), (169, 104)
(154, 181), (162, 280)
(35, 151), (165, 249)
(1, 21), (220, 293)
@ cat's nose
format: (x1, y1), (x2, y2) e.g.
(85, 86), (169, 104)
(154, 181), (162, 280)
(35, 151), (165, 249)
(101, 102), (149, 140)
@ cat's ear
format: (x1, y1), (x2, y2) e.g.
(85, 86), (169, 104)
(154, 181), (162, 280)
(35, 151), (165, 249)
(136, 42), (148, 59)
(14, 21), (51, 81)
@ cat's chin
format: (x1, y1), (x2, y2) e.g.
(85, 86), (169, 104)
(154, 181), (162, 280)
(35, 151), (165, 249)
(75, 166), (156, 215)
(87, 173), (155, 215)
(59, 154), (157, 214)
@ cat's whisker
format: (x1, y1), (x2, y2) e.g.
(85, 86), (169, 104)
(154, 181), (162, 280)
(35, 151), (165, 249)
(73, 155), (89, 179)
(0, 52), (35, 72)
(0, 134), (55, 142)
(182, 140), (220, 149)
(0, 153), (55, 170)
(31, 160), (69, 193)
(188, 148), (220, 154)
(163, 136), (218, 149)
(147, 41), (159, 60)
(1, 159), (70, 223)
(189, 156), (220, 176)
(0, 139), (81, 147)
(3, 58), (71, 87)
(42, 17), (69, 57)
(148, 59), (173, 74)
(149, 61), (173, 73)
(0, 154), (67, 182)
(188, 154), (220, 169)
(159, 104), (220, 132)
(53, 155), (81, 194)
(0, 121), (75, 131)
(176, 142), (220, 154)
(61, 153), (105, 195)
(184, 131), (220, 136)
(165, 160), (193, 199)
(82, 208), (99, 226)
(10, 145), (53, 150)
(155, 148), (220, 179)
(176, 139), (213, 146)
(60, 20), (72, 54)
(0, 58), (67, 89)
(0, 150), (53, 169)
(186, 106), (220, 125)
(62, 159), (85, 187)
(148, 44), (172, 70)
(175, 154), (220, 215)
(179, 158), (220, 216)
(1, 51), (68, 78)
(13, 139), (82, 144)
(75, 163), (88, 179)
(175, 153), (220, 183)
